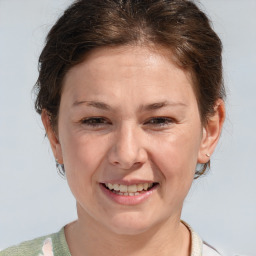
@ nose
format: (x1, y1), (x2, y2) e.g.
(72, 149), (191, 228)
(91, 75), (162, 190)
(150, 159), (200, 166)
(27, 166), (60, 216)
(107, 123), (148, 170)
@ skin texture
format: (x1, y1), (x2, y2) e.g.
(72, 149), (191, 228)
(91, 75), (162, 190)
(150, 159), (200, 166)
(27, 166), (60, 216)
(42, 45), (225, 256)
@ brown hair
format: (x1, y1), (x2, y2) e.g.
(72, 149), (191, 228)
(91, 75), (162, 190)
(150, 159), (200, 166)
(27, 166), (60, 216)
(34, 0), (225, 178)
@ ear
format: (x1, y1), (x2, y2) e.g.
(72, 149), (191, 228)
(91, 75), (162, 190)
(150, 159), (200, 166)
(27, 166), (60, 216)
(41, 110), (63, 164)
(197, 99), (225, 163)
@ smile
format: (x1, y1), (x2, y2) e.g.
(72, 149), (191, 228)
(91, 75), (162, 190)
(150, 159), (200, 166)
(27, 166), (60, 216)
(103, 182), (158, 196)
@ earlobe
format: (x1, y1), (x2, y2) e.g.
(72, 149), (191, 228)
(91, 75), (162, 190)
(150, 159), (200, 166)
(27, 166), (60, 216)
(198, 99), (225, 163)
(41, 110), (63, 164)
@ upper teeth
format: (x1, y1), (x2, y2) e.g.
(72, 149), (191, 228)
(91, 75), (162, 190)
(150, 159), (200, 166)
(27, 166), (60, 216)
(105, 183), (153, 193)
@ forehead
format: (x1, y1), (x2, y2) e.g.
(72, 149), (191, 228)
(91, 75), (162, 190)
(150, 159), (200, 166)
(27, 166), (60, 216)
(61, 45), (196, 107)
(76, 45), (189, 75)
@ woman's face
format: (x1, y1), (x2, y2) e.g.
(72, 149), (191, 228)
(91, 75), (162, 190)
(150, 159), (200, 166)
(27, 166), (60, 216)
(50, 46), (209, 234)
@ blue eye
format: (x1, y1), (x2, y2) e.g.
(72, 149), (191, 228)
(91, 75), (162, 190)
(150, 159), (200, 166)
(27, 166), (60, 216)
(145, 117), (173, 127)
(81, 117), (111, 127)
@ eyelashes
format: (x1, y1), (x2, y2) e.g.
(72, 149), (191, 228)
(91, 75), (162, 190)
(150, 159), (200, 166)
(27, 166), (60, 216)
(144, 117), (174, 127)
(80, 117), (174, 129)
(81, 117), (111, 127)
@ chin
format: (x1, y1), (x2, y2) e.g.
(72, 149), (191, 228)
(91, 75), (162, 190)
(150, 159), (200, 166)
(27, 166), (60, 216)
(105, 212), (158, 236)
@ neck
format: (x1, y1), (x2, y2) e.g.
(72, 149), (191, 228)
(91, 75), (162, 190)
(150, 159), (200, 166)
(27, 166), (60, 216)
(65, 207), (191, 256)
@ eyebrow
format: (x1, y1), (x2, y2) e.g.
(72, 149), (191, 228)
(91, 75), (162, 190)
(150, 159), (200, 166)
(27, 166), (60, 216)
(139, 101), (187, 111)
(72, 100), (111, 110)
(72, 100), (187, 111)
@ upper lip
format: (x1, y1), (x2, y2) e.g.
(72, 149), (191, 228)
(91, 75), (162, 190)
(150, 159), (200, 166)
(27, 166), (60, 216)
(100, 180), (158, 185)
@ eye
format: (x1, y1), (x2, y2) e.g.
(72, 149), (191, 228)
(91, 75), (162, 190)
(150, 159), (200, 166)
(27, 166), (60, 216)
(81, 117), (111, 127)
(144, 117), (174, 127)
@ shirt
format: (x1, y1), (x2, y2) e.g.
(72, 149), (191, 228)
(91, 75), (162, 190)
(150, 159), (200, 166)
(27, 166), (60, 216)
(0, 223), (221, 256)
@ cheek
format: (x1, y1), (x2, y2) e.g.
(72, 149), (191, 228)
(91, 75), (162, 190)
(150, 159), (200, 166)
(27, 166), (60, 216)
(149, 129), (201, 180)
(62, 128), (104, 165)
(60, 131), (109, 190)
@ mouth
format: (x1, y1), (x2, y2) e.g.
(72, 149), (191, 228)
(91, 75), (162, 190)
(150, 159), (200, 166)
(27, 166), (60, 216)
(101, 182), (159, 196)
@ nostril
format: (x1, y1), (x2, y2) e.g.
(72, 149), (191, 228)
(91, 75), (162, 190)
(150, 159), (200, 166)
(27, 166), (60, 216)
(111, 160), (143, 171)
(107, 140), (148, 169)
(133, 162), (143, 168)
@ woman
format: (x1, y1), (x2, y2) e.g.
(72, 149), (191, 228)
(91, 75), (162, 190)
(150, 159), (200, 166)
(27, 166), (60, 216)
(0, 0), (225, 255)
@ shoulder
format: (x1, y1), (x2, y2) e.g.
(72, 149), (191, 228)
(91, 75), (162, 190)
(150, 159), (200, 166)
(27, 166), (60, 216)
(0, 235), (51, 256)
(203, 241), (222, 256)
(0, 228), (69, 256)
(181, 220), (222, 256)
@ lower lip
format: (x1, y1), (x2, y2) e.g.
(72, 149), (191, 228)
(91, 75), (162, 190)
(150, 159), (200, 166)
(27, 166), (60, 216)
(100, 184), (158, 205)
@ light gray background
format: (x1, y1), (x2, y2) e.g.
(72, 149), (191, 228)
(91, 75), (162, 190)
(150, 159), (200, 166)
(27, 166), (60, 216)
(0, 0), (255, 255)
